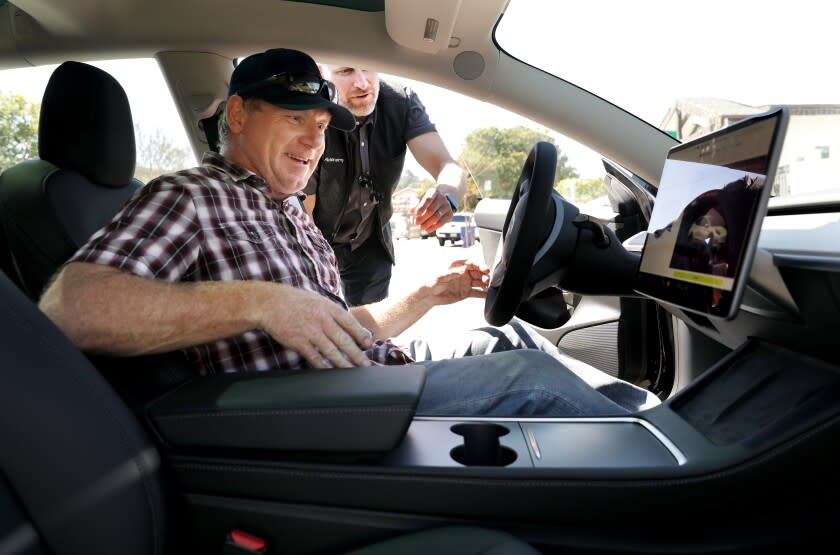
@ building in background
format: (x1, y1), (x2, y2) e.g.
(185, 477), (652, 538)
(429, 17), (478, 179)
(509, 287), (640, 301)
(391, 186), (422, 239)
(661, 100), (840, 198)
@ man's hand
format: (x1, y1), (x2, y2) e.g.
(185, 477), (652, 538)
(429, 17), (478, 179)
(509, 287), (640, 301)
(412, 187), (454, 233)
(425, 260), (490, 306)
(406, 134), (466, 233)
(258, 286), (374, 368)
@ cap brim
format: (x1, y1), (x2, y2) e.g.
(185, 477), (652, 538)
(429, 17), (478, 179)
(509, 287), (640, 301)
(253, 89), (356, 131)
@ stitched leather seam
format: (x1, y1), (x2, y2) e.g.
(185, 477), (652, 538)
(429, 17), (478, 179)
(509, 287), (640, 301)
(155, 406), (413, 419)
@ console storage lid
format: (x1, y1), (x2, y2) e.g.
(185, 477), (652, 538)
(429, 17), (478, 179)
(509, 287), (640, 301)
(146, 364), (426, 453)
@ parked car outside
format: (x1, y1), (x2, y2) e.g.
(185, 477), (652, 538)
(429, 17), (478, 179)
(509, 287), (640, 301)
(436, 212), (478, 246)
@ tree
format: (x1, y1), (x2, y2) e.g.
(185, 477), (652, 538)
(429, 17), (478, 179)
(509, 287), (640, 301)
(0, 93), (40, 173)
(397, 168), (420, 189)
(134, 124), (192, 183)
(557, 177), (606, 204)
(459, 126), (578, 198)
(414, 178), (436, 198)
(462, 177), (483, 212)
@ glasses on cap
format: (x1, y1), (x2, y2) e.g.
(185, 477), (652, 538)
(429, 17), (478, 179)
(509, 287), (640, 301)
(237, 72), (337, 101)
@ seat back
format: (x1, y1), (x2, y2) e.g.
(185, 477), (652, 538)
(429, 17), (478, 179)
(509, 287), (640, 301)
(0, 269), (166, 555)
(0, 61), (142, 299)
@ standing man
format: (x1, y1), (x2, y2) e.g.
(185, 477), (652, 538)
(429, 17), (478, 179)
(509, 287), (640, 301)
(303, 66), (467, 306)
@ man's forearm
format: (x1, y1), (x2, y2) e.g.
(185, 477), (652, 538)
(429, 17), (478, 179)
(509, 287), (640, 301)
(39, 262), (269, 356)
(350, 285), (436, 341)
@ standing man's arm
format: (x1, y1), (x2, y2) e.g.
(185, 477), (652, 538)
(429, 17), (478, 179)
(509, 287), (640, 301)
(408, 131), (468, 233)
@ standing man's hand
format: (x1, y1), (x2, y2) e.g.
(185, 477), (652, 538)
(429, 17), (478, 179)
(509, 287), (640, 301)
(413, 187), (456, 233)
(407, 133), (467, 234)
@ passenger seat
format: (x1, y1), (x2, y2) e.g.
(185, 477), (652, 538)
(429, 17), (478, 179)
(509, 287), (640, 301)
(0, 60), (192, 406)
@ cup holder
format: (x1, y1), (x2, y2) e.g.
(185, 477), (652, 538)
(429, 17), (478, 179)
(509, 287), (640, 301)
(450, 423), (517, 467)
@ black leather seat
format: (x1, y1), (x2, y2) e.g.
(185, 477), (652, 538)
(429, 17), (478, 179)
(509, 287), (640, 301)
(0, 61), (193, 406)
(0, 268), (540, 554)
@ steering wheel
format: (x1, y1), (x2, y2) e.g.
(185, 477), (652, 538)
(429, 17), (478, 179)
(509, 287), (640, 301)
(484, 142), (559, 326)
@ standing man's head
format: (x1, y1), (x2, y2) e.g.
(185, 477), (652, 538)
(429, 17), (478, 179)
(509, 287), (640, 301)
(322, 66), (381, 119)
(219, 48), (355, 199)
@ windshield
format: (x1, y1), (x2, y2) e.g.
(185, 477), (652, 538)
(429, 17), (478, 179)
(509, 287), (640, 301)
(453, 215), (466, 222)
(496, 0), (840, 203)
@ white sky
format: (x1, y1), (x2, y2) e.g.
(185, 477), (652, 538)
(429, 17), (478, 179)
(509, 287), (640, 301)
(1, 0), (836, 181)
(499, 0), (840, 121)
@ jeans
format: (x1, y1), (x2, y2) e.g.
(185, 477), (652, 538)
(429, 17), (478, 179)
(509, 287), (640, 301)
(405, 321), (661, 417)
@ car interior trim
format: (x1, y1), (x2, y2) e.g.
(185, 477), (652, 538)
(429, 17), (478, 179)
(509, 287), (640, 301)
(414, 415), (689, 465)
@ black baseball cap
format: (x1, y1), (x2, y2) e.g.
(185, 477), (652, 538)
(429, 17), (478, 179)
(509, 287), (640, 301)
(229, 48), (355, 131)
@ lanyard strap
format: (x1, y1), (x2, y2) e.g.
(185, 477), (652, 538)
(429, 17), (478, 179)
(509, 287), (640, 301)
(359, 122), (371, 175)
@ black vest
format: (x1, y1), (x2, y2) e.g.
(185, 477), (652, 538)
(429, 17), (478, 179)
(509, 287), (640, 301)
(309, 82), (414, 263)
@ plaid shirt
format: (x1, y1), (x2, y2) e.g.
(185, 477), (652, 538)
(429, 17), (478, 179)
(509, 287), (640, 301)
(71, 152), (410, 374)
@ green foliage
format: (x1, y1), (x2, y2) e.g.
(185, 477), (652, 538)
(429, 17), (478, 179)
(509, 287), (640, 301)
(463, 176), (483, 212)
(459, 126), (578, 198)
(556, 177), (607, 204)
(415, 178), (436, 198)
(397, 168), (420, 189)
(0, 93), (191, 182)
(0, 93), (40, 173)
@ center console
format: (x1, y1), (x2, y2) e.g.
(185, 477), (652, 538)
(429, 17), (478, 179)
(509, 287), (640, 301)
(146, 339), (840, 553)
(146, 339), (840, 474)
(383, 417), (682, 469)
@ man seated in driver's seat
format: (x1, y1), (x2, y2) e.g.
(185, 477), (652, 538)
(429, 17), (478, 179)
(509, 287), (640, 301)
(38, 48), (659, 417)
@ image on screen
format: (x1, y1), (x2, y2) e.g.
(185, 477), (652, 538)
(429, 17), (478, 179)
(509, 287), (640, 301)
(634, 107), (787, 319)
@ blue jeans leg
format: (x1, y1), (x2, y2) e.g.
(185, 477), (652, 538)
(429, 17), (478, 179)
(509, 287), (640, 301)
(406, 321), (661, 416)
(414, 350), (630, 417)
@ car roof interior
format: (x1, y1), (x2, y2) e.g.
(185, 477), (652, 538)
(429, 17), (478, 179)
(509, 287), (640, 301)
(1, 0), (675, 185)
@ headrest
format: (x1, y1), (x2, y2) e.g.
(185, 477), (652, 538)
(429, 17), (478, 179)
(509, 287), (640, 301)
(38, 61), (136, 187)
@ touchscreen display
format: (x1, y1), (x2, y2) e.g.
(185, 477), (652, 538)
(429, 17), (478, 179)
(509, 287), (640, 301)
(634, 107), (788, 319)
